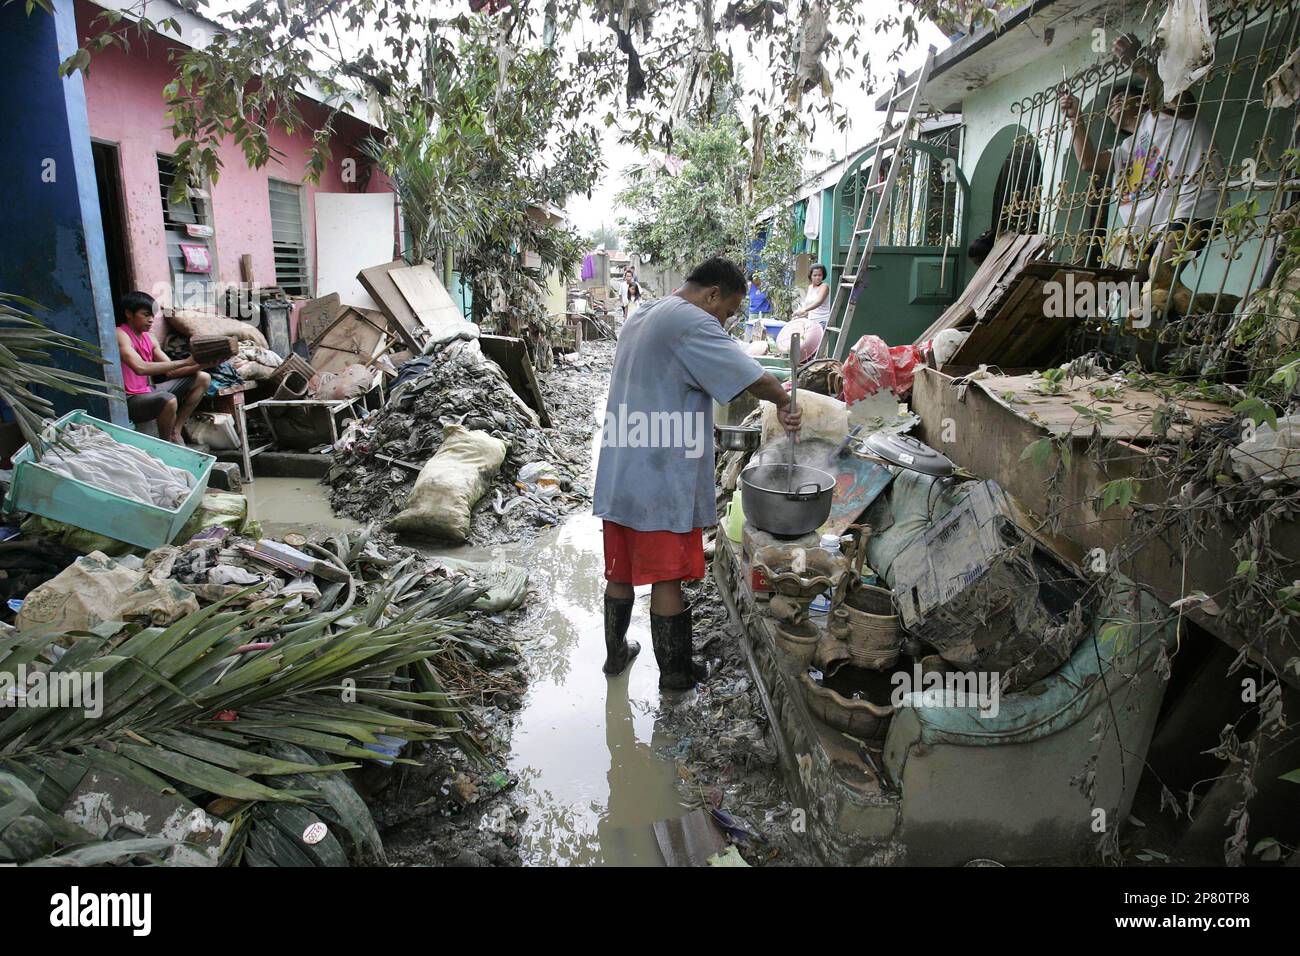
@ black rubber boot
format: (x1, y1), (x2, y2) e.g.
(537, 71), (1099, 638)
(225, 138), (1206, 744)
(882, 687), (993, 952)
(650, 607), (709, 690)
(603, 595), (640, 675)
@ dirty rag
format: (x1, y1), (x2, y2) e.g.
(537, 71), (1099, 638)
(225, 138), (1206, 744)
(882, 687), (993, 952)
(34, 422), (195, 510)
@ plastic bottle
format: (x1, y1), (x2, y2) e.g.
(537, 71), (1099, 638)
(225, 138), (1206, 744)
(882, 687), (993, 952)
(810, 534), (843, 613)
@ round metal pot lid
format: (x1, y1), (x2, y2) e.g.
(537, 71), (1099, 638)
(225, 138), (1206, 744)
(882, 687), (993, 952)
(863, 432), (954, 477)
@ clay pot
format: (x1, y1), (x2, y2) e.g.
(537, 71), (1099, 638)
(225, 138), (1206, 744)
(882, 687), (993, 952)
(753, 545), (848, 602)
(842, 584), (902, 669)
(800, 671), (894, 739)
(774, 619), (819, 666)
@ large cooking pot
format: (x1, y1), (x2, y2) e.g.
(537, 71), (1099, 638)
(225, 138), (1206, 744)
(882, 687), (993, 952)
(739, 462), (836, 537)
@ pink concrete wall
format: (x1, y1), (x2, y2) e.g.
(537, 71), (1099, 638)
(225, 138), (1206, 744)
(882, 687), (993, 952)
(76, 0), (393, 323)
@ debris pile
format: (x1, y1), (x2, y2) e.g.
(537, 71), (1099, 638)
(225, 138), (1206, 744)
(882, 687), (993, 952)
(0, 518), (528, 867)
(326, 340), (612, 543)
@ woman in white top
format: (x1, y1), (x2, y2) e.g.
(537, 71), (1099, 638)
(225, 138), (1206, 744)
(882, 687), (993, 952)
(792, 263), (831, 326)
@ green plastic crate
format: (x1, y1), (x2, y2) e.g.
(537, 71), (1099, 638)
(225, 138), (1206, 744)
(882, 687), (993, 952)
(755, 357), (793, 381)
(3, 410), (215, 549)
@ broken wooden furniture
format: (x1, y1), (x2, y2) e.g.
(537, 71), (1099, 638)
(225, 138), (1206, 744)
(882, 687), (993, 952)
(915, 232), (1137, 372)
(304, 304), (395, 379)
(478, 334), (552, 427)
(357, 259), (472, 354)
(236, 393), (371, 483)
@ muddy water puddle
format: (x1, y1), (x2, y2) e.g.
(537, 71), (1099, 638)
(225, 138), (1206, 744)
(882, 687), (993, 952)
(244, 477), (361, 539)
(497, 513), (687, 865)
(247, 437), (691, 865)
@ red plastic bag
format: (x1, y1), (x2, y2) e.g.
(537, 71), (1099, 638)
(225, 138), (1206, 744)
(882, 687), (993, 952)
(839, 334), (924, 404)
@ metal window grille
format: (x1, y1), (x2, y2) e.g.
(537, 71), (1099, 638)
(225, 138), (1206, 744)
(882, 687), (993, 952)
(268, 179), (310, 296)
(838, 123), (964, 250)
(994, 0), (1300, 369)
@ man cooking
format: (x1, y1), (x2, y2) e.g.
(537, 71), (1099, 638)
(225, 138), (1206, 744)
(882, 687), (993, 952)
(594, 257), (801, 689)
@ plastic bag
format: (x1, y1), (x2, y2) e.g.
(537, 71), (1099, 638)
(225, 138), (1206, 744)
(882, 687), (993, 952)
(1231, 414), (1300, 485)
(928, 328), (969, 366)
(386, 425), (508, 542)
(1157, 0), (1214, 101)
(433, 556), (530, 612)
(16, 551), (198, 638)
(760, 390), (847, 446)
(839, 335), (924, 404)
(517, 461), (561, 499)
(184, 412), (240, 451)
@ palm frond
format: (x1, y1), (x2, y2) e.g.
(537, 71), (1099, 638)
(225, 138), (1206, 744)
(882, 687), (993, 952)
(0, 530), (493, 867)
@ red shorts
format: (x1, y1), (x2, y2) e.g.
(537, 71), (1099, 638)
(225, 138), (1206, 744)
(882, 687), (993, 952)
(602, 521), (706, 586)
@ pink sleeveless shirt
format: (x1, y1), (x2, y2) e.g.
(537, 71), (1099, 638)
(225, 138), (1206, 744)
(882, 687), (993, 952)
(119, 325), (157, 395)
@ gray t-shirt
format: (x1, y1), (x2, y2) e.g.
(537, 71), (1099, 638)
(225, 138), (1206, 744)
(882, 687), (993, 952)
(594, 295), (765, 532)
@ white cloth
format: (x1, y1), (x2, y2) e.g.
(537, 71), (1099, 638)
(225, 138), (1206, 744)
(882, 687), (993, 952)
(1110, 111), (1219, 235)
(35, 422), (195, 510)
(1157, 0), (1215, 100)
(803, 198), (822, 241)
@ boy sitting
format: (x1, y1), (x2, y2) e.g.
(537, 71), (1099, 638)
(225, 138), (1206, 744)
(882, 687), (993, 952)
(115, 291), (211, 445)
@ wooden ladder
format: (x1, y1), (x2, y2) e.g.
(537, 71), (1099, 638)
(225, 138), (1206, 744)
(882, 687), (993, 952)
(821, 46), (937, 361)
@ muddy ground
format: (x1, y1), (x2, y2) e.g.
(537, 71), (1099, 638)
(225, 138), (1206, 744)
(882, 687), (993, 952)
(335, 338), (810, 867)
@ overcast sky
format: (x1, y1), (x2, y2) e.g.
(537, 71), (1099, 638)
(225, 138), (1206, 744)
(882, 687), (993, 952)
(565, 14), (950, 237)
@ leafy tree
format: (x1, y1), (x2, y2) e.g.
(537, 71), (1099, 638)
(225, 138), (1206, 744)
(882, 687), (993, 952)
(358, 19), (594, 368)
(617, 112), (804, 314)
(586, 223), (621, 250)
(45, 0), (982, 195)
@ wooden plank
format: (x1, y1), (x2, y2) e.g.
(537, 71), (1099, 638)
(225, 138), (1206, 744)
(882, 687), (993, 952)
(308, 307), (389, 378)
(296, 293), (341, 347)
(971, 234), (1048, 320)
(357, 260), (427, 353)
(997, 268), (1102, 368)
(915, 232), (1032, 343)
(388, 263), (471, 342)
(951, 275), (1044, 366)
(950, 262), (1154, 371)
(478, 334), (552, 427)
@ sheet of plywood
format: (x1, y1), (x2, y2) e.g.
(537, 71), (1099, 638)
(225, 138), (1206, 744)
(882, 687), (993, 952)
(308, 307), (389, 378)
(357, 259), (425, 352)
(950, 263), (1141, 371)
(972, 373), (1232, 442)
(915, 233), (1022, 343)
(315, 193), (395, 310)
(479, 334), (552, 427)
(388, 263), (477, 343)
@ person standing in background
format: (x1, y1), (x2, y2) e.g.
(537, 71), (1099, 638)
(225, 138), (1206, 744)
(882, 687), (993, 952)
(620, 265), (642, 319)
(793, 264), (831, 326)
(747, 272), (772, 339)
